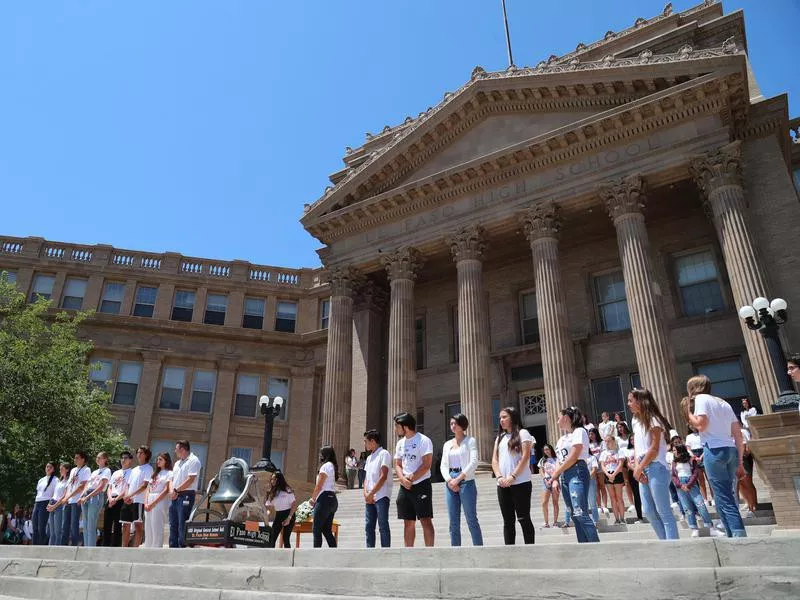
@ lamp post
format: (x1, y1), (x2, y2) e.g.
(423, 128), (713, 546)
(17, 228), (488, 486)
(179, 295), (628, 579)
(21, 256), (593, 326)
(738, 297), (800, 412)
(252, 395), (284, 471)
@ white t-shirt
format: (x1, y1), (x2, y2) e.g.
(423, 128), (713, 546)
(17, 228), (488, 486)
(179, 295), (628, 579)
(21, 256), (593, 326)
(694, 393), (736, 448)
(267, 490), (296, 512)
(674, 461), (693, 480)
(448, 447), (462, 469)
(632, 416), (668, 467)
(686, 433), (702, 451)
(587, 455), (599, 475)
(585, 422), (596, 430)
(86, 467), (112, 495)
(496, 429), (534, 484)
(127, 464), (154, 504)
(394, 432), (434, 483)
(53, 479), (68, 503)
(599, 449), (622, 476)
(318, 462), (337, 493)
(147, 469), (172, 500)
(740, 407), (757, 429)
(108, 468), (130, 497)
(589, 442), (602, 457)
(172, 453), (202, 492)
(538, 456), (557, 479)
(598, 420), (616, 441)
(66, 466), (90, 504)
(364, 447), (393, 501)
(556, 428), (590, 465)
(35, 475), (57, 502)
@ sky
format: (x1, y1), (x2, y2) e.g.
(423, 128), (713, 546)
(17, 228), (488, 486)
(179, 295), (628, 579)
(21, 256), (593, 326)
(1, 1), (797, 269)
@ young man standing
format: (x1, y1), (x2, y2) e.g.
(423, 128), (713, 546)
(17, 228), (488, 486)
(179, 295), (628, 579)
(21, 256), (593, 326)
(104, 450), (134, 546)
(363, 429), (392, 548)
(121, 446), (153, 547)
(170, 439), (202, 548)
(393, 412), (435, 547)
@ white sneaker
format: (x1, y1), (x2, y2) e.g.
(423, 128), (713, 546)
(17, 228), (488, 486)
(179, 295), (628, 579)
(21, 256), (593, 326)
(743, 510), (755, 519)
(626, 505), (636, 513)
(710, 499), (715, 506)
(671, 502), (679, 509)
(679, 514), (686, 522)
(710, 528), (726, 538)
(691, 529), (700, 538)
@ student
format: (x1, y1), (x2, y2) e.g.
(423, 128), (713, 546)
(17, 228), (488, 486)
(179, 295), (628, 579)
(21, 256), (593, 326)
(143, 452), (173, 548)
(363, 429), (392, 548)
(440, 413), (483, 547)
(32, 462), (57, 545)
(121, 445), (153, 547)
(598, 412), (616, 444)
(587, 428), (608, 515)
(394, 412), (435, 547)
(739, 398), (758, 431)
(616, 421), (635, 511)
(61, 452), (90, 546)
(104, 450), (134, 546)
(345, 449), (358, 490)
(170, 440), (202, 548)
(738, 429), (758, 517)
(491, 405), (535, 545)
(46, 462), (70, 545)
(628, 388), (678, 540)
(265, 471), (296, 549)
(600, 436), (626, 524)
(587, 453), (600, 525)
(671, 443), (718, 537)
(357, 451), (368, 489)
(537, 444), (560, 528)
(581, 414), (596, 430)
(685, 424), (713, 505)
(78, 452), (111, 547)
(310, 445), (339, 548)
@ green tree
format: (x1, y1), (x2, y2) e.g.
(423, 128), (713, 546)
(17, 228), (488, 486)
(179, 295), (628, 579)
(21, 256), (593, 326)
(0, 274), (125, 505)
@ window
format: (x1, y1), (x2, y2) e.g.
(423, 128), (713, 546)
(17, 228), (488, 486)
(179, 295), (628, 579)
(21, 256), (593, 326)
(511, 364), (544, 381)
(630, 372), (641, 391)
(594, 271), (631, 333)
(159, 367), (185, 410)
(243, 297), (265, 329)
(444, 402), (461, 439)
(99, 282), (125, 314)
(190, 370), (216, 412)
(415, 316), (426, 370)
(591, 376), (626, 422)
(89, 360), (113, 391)
(113, 362), (142, 406)
(268, 376), (289, 420)
(452, 305), (459, 363)
(204, 294), (227, 325)
(151, 440), (208, 486)
(172, 290), (195, 322)
(230, 447), (253, 466)
(694, 359), (750, 411)
(416, 408), (425, 434)
(270, 451), (285, 471)
(320, 299), (330, 330)
(133, 286), (157, 318)
(520, 291), (540, 345)
(675, 250), (725, 317)
(30, 274), (55, 302)
(1, 270), (16, 284)
(234, 374), (259, 417)
(275, 301), (298, 333)
(492, 398), (501, 432)
(61, 278), (87, 310)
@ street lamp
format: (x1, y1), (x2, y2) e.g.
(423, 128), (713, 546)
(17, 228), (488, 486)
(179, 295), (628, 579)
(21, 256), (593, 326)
(738, 297), (800, 412)
(252, 395), (284, 471)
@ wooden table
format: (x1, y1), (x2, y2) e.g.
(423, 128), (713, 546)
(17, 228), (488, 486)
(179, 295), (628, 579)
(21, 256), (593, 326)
(292, 519), (339, 548)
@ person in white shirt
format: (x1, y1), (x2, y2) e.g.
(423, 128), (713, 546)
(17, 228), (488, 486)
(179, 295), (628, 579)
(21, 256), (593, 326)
(739, 398), (758, 430)
(121, 445), (154, 547)
(682, 375), (747, 538)
(440, 413), (483, 547)
(78, 452), (111, 547)
(345, 449), (358, 490)
(169, 439), (202, 548)
(46, 462), (70, 545)
(363, 429), (392, 548)
(491, 405), (535, 544)
(581, 414), (596, 430)
(537, 444), (560, 528)
(310, 445), (339, 548)
(265, 470), (297, 548)
(599, 437), (625, 524)
(550, 406), (599, 543)
(628, 389), (678, 540)
(598, 412), (616, 445)
(104, 450), (134, 546)
(32, 462), (57, 545)
(685, 426), (713, 506)
(394, 411), (435, 547)
(60, 452), (91, 545)
(143, 452), (173, 548)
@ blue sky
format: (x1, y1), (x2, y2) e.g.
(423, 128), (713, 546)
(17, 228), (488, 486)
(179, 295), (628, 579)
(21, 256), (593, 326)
(1, 1), (797, 269)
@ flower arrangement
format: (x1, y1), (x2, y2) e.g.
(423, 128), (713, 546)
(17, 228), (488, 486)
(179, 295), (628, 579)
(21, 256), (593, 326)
(295, 499), (314, 524)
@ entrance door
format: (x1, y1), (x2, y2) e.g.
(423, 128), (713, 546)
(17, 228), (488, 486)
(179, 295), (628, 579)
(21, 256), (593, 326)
(519, 390), (547, 464)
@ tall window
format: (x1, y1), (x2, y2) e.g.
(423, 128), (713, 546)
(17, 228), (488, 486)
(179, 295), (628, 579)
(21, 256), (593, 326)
(61, 278), (87, 310)
(159, 367), (185, 410)
(99, 282), (125, 314)
(172, 290), (195, 322)
(30, 274), (55, 302)
(451, 305), (459, 363)
(591, 376), (626, 422)
(230, 447), (253, 466)
(415, 316), (426, 370)
(190, 370), (216, 413)
(89, 360), (113, 391)
(320, 299), (330, 330)
(1, 270), (17, 284)
(235, 374), (259, 417)
(113, 362), (142, 406)
(133, 286), (157, 318)
(275, 301), (298, 333)
(416, 408), (425, 434)
(243, 297), (264, 329)
(444, 401), (461, 439)
(694, 359), (750, 412)
(204, 294), (227, 325)
(268, 376), (289, 420)
(594, 271), (631, 333)
(675, 250), (725, 317)
(520, 291), (539, 345)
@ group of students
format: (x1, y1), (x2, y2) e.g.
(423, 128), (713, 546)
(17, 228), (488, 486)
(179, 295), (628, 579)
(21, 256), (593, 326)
(28, 440), (202, 548)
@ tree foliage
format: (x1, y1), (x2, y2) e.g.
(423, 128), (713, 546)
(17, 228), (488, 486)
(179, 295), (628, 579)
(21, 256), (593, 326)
(0, 275), (125, 505)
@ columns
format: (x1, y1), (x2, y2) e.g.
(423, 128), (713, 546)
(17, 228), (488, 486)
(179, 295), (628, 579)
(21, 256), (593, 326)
(448, 226), (493, 463)
(286, 366), (317, 482)
(129, 353), (165, 445)
(690, 141), (778, 411)
(599, 175), (683, 427)
(207, 362), (237, 474)
(382, 247), (424, 436)
(521, 204), (581, 440)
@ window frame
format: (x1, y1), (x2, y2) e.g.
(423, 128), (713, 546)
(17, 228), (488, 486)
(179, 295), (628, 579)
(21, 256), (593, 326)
(593, 269), (632, 334)
(112, 361), (142, 406)
(415, 313), (426, 371)
(159, 366), (186, 411)
(189, 369), (216, 413)
(30, 274), (56, 302)
(274, 300), (298, 333)
(267, 376), (290, 421)
(692, 357), (751, 409)
(203, 293), (228, 326)
(519, 288), (540, 345)
(234, 373), (260, 418)
(61, 277), (88, 310)
(243, 297), (265, 330)
(319, 298), (330, 330)
(99, 281), (125, 315)
(672, 247), (727, 318)
(89, 359), (114, 391)
(133, 285), (157, 318)
(171, 289), (196, 322)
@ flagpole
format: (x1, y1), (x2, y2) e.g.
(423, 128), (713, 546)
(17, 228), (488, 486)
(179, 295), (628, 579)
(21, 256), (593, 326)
(501, 0), (514, 67)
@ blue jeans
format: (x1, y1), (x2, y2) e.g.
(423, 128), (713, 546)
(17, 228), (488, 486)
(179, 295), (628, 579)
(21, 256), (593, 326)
(365, 496), (391, 548)
(169, 491), (196, 548)
(48, 504), (62, 545)
(560, 462), (600, 543)
(61, 503), (81, 545)
(703, 445), (746, 538)
(587, 475), (599, 524)
(32, 501), (49, 545)
(640, 461), (679, 540)
(81, 496), (103, 547)
(676, 476), (714, 529)
(445, 474), (483, 546)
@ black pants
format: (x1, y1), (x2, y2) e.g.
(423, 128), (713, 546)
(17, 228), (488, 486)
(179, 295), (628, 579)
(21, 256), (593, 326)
(312, 492), (338, 548)
(497, 481), (535, 545)
(103, 499), (123, 546)
(629, 473), (643, 520)
(270, 509), (296, 548)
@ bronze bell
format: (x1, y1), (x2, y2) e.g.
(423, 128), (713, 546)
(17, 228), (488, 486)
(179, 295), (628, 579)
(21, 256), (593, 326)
(211, 457), (248, 504)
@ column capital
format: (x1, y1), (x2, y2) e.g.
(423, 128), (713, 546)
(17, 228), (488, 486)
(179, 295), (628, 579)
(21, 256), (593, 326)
(689, 140), (743, 196)
(290, 365), (316, 378)
(381, 247), (424, 281)
(599, 174), (647, 222)
(448, 225), (487, 262)
(353, 280), (389, 312)
(520, 203), (562, 243)
(322, 265), (363, 297)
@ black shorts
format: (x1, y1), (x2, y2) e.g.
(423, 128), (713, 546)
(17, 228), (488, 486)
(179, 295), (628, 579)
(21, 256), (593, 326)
(605, 473), (625, 485)
(119, 502), (143, 523)
(396, 478), (433, 521)
(691, 448), (705, 470)
(743, 454), (754, 476)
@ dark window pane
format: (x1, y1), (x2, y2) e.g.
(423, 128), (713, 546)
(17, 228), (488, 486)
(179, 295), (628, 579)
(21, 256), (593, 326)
(113, 382), (138, 406)
(242, 314), (263, 329)
(522, 318), (539, 344)
(275, 318), (296, 333)
(234, 394), (257, 417)
(99, 300), (121, 314)
(30, 293), (51, 302)
(133, 303), (154, 318)
(172, 307), (193, 322)
(191, 391), (213, 412)
(204, 310), (225, 325)
(415, 318), (425, 370)
(600, 300), (631, 332)
(159, 388), (182, 410)
(681, 281), (725, 316)
(511, 364), (544, 381)
(62, 296), (83, 310)
(630, 373), (641, 390)
(591, 377), (625, 420)
(136, 286), (157, 304)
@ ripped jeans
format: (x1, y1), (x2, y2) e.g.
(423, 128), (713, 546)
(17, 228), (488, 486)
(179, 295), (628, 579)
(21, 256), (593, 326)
(560, 461), (600, 543)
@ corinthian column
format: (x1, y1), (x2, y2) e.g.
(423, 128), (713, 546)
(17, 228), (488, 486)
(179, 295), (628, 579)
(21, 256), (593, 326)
(599, 175), (683, 428)
(690, 141), (778, 411)
(382, 247), (424, 436)
(448, 226), (493, 464)
(521, 204), (581, 440)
